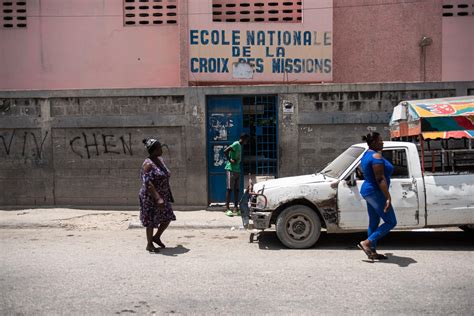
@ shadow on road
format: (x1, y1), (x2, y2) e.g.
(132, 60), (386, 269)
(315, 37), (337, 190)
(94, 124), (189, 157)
(158, 244), (190, 257)
(254, 231), (474, 252)
(362, 253), (418, 267)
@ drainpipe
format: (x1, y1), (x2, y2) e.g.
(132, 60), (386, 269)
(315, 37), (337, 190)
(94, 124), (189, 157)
(419, 36), (432, 82)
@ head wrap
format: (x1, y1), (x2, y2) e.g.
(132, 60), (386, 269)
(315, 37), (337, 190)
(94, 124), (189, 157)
(142, 138), (161, 154)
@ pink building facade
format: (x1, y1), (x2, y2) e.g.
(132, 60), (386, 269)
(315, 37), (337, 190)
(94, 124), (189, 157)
(0, 0), (473, 90)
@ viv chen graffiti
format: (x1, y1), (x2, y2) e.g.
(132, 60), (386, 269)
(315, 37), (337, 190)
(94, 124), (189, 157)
(0, 130), (134, 160)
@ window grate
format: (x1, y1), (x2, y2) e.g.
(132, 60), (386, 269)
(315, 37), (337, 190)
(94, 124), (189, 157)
(213, 0), (302, 23)
(123, 0), (178, 26)
(1, 1), (27, 28)
(442, 1), (474, 17)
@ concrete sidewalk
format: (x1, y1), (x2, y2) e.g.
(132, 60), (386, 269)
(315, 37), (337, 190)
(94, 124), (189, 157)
(0, 208), (246, 230)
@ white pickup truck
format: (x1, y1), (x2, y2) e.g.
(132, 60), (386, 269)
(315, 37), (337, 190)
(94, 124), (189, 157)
(250, 141), (474, 248)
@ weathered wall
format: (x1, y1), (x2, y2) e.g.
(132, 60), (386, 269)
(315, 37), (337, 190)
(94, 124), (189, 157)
(1, 82), (473, 207)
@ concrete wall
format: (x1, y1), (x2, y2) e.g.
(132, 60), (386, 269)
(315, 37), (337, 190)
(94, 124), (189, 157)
(1, 81), (473, 207)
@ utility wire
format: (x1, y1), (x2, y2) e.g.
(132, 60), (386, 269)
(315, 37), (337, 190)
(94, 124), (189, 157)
(17, 0), (431, 18)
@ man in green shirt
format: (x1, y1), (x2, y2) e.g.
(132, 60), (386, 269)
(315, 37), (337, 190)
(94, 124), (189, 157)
(224, 133), (250, 216)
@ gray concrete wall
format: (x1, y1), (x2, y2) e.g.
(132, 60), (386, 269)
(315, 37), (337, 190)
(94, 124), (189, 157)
(1, 82), (473, 207)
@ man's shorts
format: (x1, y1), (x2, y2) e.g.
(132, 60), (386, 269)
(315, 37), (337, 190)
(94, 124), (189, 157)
(226, 170), (240, 190)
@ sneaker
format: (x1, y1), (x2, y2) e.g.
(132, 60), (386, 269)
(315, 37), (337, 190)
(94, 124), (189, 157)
(233, 210), (241, 216)
(225, 209), (234, 217)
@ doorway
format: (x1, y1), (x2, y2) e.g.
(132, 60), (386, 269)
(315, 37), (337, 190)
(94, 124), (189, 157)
(207, 95), (278, 203)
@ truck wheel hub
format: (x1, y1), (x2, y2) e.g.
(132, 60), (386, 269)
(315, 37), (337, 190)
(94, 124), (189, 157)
(288, 215), (311, 240)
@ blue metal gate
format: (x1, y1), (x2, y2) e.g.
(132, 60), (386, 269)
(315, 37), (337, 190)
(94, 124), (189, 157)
(207, 96), (243, 203)
(242, 95), (278, 177)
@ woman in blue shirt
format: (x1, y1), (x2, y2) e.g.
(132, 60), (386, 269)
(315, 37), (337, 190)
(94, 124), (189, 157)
(357, 132), (397, 260)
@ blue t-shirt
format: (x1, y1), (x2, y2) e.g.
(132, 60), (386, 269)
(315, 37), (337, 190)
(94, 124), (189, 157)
(360, 150), (394, 197)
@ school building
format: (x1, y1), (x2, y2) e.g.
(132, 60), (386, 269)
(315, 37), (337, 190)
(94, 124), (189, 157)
(1, 0), (473, 207)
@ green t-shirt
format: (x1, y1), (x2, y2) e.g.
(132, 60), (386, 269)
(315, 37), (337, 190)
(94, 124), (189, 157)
(225, 141), (242, 173)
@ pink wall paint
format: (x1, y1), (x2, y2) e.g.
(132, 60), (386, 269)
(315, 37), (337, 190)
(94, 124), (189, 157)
(333, 0), (442, 83)
(0, 0), (181, 90)
(187, 0), (333, 83)
(442, 17), (474, 81)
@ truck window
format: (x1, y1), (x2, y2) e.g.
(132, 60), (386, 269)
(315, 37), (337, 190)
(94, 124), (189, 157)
(320, 146), (365, 179)
(382, 149), (409, 178)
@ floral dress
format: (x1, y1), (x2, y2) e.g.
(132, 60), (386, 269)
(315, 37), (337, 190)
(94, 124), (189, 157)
(139, 157), (176, 228)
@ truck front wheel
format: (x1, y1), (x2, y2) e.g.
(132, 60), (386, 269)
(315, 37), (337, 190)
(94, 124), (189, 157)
(276, 205), (321, 249)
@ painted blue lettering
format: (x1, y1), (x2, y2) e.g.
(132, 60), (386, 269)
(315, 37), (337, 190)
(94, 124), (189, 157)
(306, 59), (314, 72)
(208, 58), (217, 72)
(265, 47), (274, 57)
(276, 47), (285, 57)
(242, 46), (251, 57)
(221, 58), (229, 72)
(283, 31), (291, 45)
(232, 30), (240, 45)
(303, 31), (311, 46)
(324, 32), (332, 46)
(324, 59), (332, 73)
(211, 31), (219, 45)
(222, 30), (230, 45)
(293, 59), (302, 73)
(284, 59), (293, 72)
(256, 58), (264, 73)
(200, 30), (209, 45)
(257, 31), (266, 45)
(293, 31), (301, 45)
(190, 58), (199, 72)
(314, 32), (322, 45)
(199, 58), (208, 72)
(232, 46), (240, 57)
(246, 31), (255, 45)
(268, 31), (275, 45)
(190, 30), (199, 45)
(315, 59), (323, 73)
(272, 58), (282, 73)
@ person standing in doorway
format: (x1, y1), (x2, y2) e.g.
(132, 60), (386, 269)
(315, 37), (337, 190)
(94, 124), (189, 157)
(357, 132), (397, 260)
(224, 133), (250, 217)
(139, 137), (176, 253)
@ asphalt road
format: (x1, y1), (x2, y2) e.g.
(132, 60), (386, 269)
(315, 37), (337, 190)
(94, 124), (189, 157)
(1, 227), (473, 315)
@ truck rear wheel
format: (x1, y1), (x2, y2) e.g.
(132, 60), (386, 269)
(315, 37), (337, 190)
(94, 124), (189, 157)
(276, 205), (321, 249)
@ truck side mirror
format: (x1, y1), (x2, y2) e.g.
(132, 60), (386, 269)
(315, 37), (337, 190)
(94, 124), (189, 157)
(346, 172), (357, 187)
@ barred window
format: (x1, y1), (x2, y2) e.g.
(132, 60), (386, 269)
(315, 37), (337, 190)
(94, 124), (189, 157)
(442, 1), (474, 17)
(212, 0), (302, 23)
(1, 1), (27, 29)
(123, 0), (178, 26)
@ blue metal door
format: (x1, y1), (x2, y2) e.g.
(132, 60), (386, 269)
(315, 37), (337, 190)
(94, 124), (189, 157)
(207, 96), (243, 203)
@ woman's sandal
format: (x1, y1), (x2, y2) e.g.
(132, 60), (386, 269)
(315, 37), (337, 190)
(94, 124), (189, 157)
(146, 245), (160, 253)
(153, 236), (166, 248)
(371, 253), (388, 260)
(357, 242), (374, 258)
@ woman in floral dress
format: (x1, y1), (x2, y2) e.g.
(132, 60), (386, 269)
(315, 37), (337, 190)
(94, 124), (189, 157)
(139, 138), (176, 253)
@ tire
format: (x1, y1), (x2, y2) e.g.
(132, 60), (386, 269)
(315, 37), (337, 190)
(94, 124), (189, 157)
(459, 224), (474, 233)
(275, 205), (321, 249)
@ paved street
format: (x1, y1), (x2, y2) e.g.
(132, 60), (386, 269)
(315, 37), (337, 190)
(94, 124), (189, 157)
(1, 213), (473, 315)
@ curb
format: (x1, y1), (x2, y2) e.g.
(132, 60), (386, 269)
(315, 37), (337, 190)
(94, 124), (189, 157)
(128, 221), (236, 230)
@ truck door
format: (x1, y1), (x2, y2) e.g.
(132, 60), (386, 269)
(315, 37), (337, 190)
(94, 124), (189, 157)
(338, 148), (420, 229)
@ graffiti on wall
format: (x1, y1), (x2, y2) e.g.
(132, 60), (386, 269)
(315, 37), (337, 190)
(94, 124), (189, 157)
(0, 130), (48, 159)
(0, 130), (135, 159)
(69, 132), (133, 159)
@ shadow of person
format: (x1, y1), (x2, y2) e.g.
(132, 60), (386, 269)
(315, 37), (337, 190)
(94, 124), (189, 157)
(159, 244), (190, 257)
(362, 253), (417, 267)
